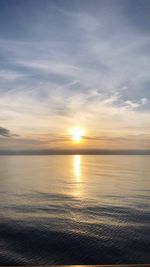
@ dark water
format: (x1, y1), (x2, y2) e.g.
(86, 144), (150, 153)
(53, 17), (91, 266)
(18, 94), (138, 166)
(0, 155), (150, 265)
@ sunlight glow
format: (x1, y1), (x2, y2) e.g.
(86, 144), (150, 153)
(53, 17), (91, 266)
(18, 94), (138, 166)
(71, 127), (84, 142)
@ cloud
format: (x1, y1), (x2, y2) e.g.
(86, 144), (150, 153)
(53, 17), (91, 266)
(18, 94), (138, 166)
(0, 126), (18, 138)
(0, 70), (25, 81)
(17, 60), (80, 78)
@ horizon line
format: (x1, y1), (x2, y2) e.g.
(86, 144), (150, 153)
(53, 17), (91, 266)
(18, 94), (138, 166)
(0, 149), (150, 155)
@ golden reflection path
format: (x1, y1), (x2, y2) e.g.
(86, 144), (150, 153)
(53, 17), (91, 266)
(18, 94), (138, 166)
(73, 155), (83, 197)
(74, 155), (81, 182)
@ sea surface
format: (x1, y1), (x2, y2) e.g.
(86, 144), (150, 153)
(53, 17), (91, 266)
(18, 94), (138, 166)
(0, 155), (150, 265)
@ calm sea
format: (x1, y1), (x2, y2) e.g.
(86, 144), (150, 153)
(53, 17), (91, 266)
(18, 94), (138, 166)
(0, 155), (149, 265)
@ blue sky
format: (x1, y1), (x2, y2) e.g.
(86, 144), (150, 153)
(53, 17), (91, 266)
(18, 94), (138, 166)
(0, 0), (150, 150)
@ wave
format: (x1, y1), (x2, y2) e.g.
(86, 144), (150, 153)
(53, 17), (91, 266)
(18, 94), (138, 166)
(0, 192), (150, 265)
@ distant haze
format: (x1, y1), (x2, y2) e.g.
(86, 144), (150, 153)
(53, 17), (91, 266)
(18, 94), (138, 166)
(0, 149), (150, 156)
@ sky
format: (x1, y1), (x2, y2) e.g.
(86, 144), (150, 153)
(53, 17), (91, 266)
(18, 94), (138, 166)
(0, 0), (150, 151)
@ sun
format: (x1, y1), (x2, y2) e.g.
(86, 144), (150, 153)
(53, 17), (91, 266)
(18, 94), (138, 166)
(71, 127), (84, 142)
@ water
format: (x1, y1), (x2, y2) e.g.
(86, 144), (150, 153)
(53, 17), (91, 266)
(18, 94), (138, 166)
(0, 155), (150, 265)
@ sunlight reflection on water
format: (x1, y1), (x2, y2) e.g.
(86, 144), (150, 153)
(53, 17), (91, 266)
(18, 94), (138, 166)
(0, 155), (149, 265)
(74, 155), (81, 181)
(73, 155), (83, 197)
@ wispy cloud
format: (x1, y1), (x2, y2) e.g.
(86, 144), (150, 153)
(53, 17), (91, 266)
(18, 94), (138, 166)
(0, 70), (25, 80)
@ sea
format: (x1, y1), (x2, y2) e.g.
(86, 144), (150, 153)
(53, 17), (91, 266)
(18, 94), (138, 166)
(0, 155), (149, 265)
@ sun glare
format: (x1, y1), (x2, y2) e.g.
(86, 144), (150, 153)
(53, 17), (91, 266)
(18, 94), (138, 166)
(71, 127), (84, 142)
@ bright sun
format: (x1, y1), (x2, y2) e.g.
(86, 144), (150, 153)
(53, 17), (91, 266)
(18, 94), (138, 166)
(71, 127), (84, 142)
